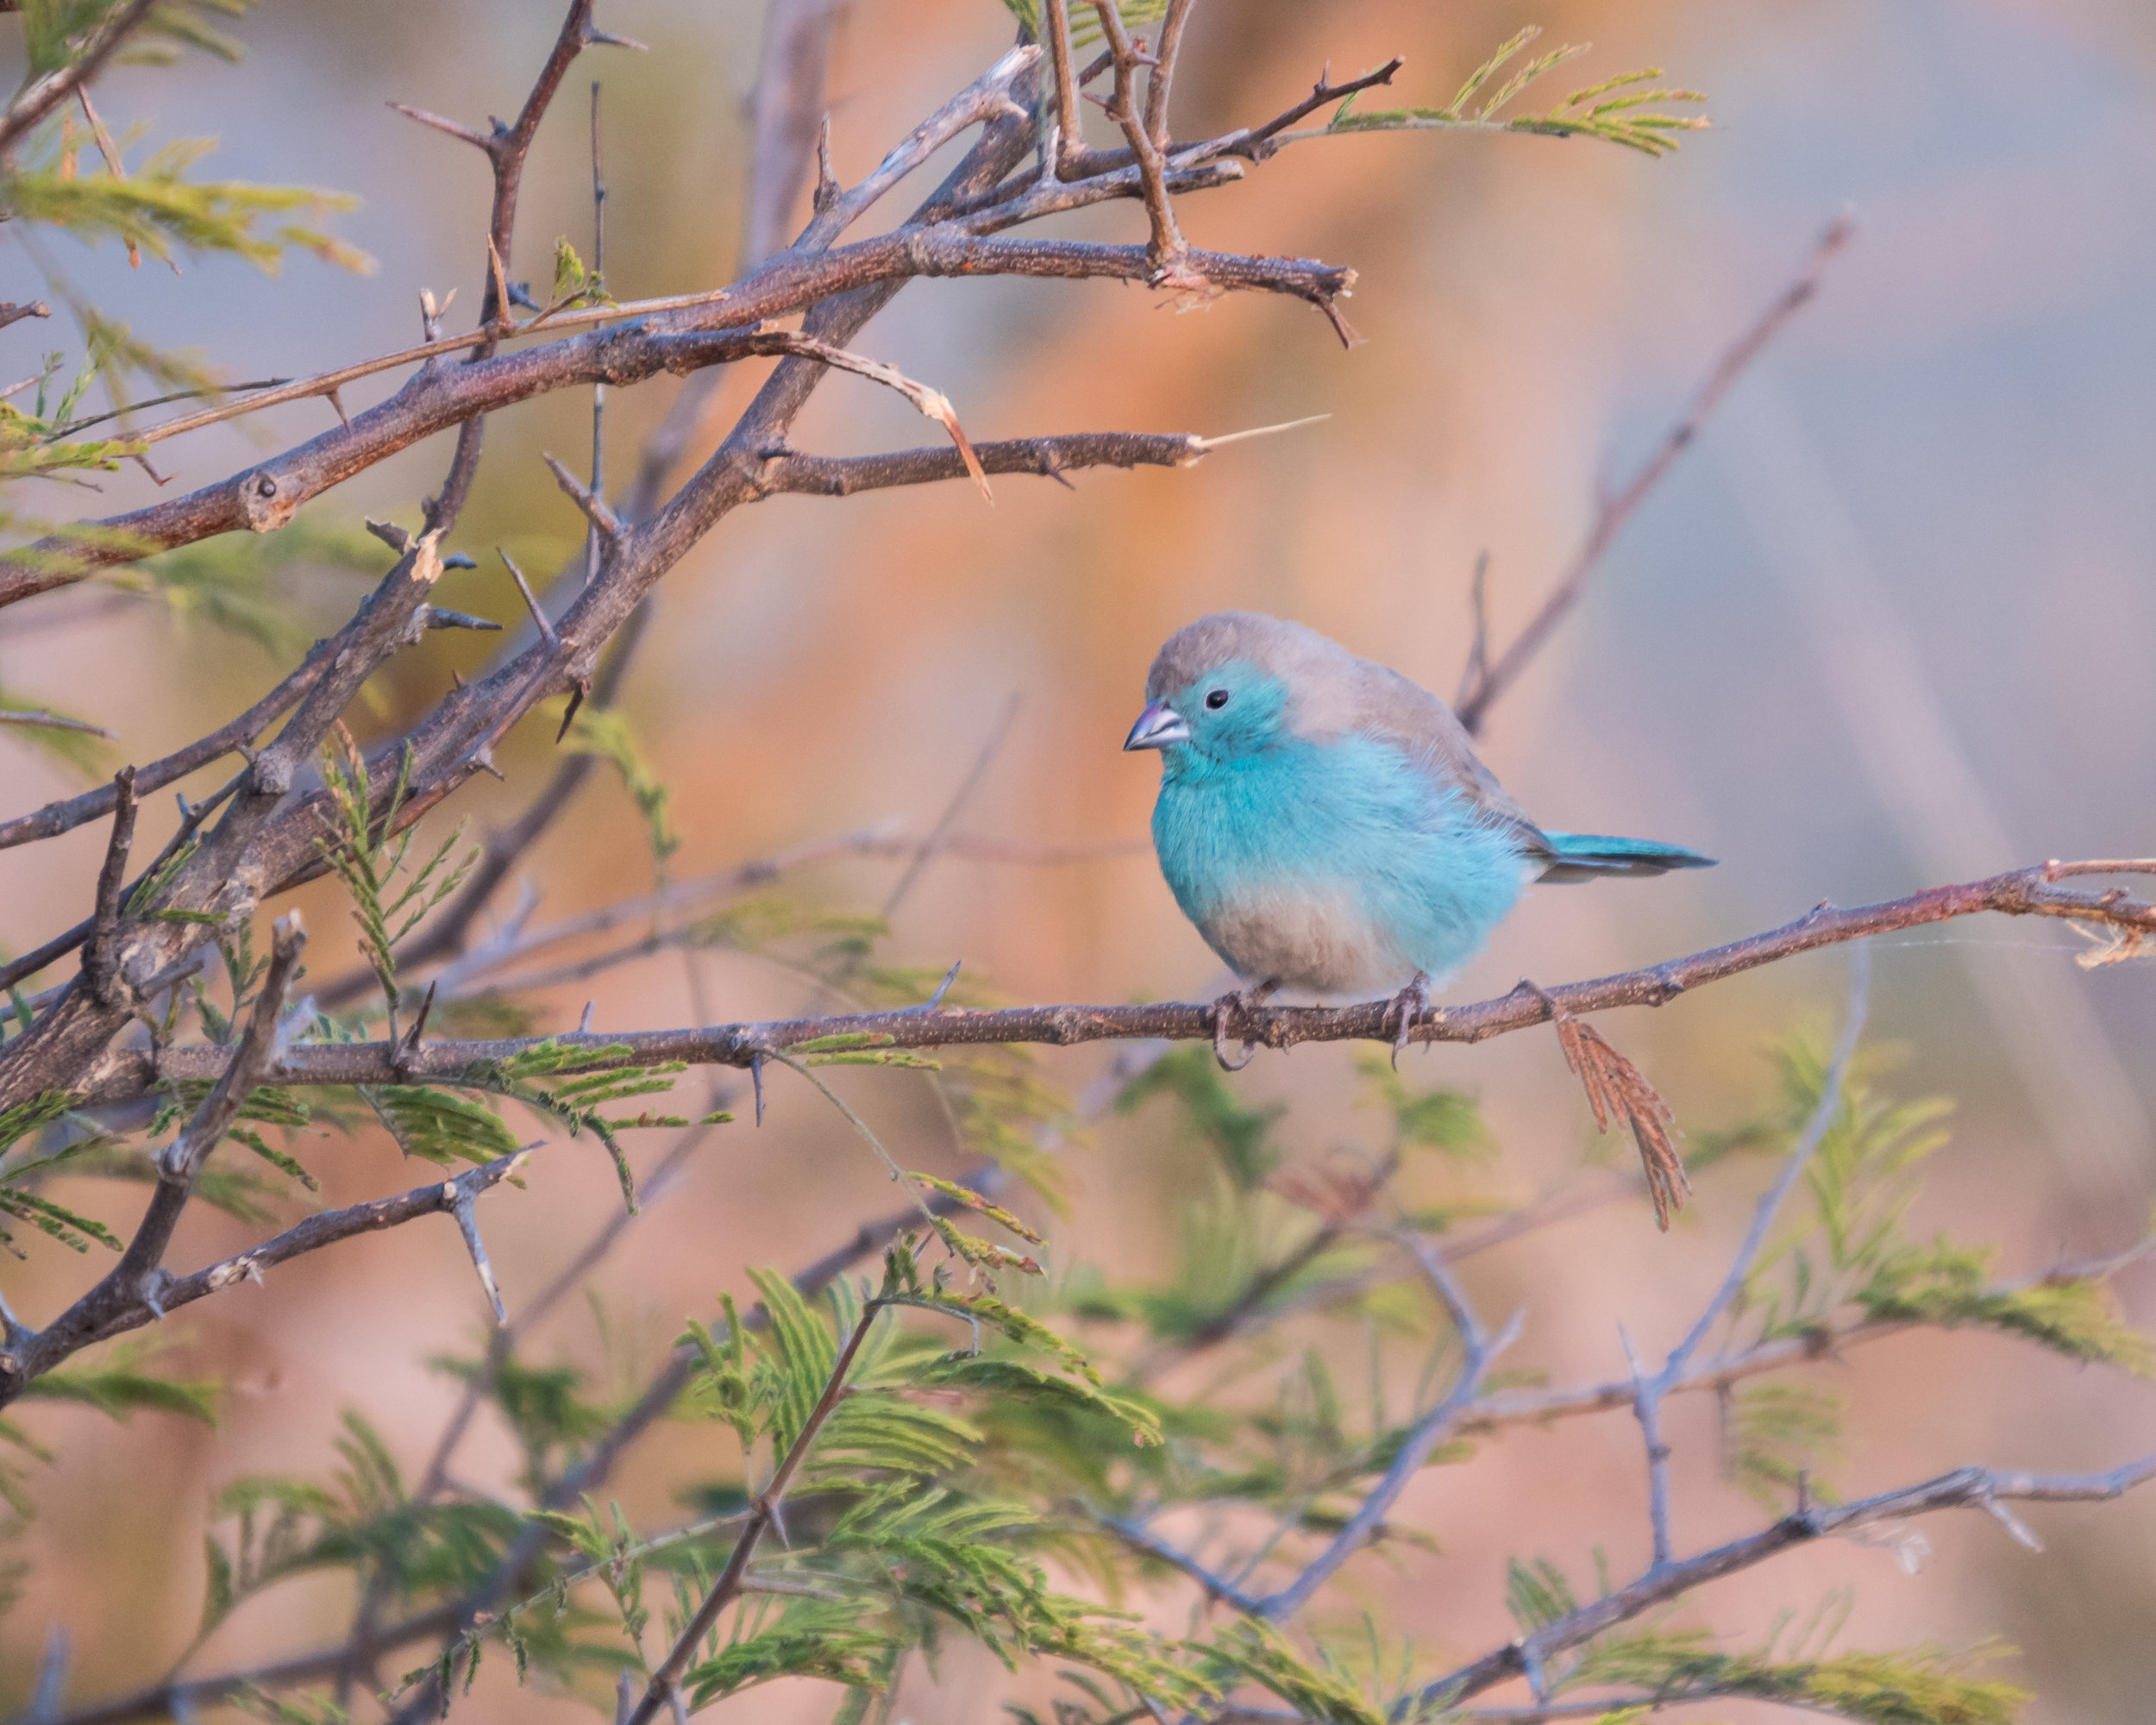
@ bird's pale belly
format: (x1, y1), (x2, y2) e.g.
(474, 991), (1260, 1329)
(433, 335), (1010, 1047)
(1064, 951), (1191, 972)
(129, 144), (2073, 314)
(1194, 881), (1415, 995)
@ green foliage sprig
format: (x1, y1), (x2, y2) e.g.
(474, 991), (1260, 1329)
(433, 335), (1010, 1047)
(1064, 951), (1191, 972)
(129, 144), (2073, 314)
(1315, 27), (1709, 157)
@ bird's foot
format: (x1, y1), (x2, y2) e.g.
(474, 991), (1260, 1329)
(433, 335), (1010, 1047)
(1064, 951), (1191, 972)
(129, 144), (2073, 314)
(1384, 972), (1433, 1070)
(1210, 979), (1278, 1073)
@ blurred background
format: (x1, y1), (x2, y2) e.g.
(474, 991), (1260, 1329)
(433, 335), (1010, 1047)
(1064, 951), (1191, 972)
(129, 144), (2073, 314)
(1, 0), (2153, 1717)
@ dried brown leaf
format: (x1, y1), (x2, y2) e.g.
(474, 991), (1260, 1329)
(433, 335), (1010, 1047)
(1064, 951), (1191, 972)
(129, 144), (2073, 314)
(1553, 1010), (1689, 1229)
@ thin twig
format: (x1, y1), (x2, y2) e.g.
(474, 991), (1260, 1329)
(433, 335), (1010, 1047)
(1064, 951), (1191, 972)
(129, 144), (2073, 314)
(881, 693), (1023, 918)
(79, 767), (138, 1010)
(0, 708), (107, 740)
(625, 1301), (884, 1723)
(1259, 1232), (1520, 1619)
(1091, 1), (1196, 289)
(1620, 942), (1868, 1567)
(586, 78), (608, 586)
(1455, 214), (1855, 735)
(1094, 1514), (1266, 1614)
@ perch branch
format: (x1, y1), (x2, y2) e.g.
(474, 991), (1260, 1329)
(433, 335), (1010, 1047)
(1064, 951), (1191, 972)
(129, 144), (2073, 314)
(96, 861), (2156, 1103)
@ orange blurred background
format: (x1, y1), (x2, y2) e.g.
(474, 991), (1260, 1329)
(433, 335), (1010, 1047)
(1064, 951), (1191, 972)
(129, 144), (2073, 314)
(2, 0), (2153, 1717)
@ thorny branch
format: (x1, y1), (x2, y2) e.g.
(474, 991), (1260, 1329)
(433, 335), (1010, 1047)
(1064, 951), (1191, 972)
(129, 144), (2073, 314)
(0, 913), (306, 1401)
(40, 1171), (997, 1725)
(90, 859), (2156, 1104)
(1415, 1454), (2156, 1714)
(0, 33), (1369, 608)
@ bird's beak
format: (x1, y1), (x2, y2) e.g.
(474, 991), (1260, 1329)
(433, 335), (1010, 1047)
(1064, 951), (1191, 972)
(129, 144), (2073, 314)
(1123, 699), (1190, 751)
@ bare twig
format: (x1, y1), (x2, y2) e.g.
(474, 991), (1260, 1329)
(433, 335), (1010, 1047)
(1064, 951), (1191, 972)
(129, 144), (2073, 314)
(498, 549), (556, 649)
(882, 693), (1023, 919)
(543, 448), (624, 544)
(586, 78), (608, 584)
(1094, 1513), (1266, 1615)
(1620, 942), (1868, 1567)
(1092, 2), (1197, 291)
(0, 708), (111, 738)
(0, 775), (238, 993)
(751, 426), (1226, 498)
(1455, 215), (1854, 735)
(1144, 0), (1195, 144)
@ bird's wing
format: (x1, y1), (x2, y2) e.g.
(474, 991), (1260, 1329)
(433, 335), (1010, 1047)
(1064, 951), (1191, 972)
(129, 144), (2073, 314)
(1289, 647), (1552, 855)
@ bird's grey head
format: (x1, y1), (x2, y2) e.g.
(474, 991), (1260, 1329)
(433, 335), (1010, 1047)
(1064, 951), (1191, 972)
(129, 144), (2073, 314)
(1123, 611), (1340, 759)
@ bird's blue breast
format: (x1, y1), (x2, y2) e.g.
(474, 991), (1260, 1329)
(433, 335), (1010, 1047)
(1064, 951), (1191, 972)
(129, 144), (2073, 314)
(1150, 730), (1528, 993)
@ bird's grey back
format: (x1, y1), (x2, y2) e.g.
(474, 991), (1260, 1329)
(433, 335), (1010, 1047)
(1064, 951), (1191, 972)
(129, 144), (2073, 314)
(1146, 612), (1546, 846)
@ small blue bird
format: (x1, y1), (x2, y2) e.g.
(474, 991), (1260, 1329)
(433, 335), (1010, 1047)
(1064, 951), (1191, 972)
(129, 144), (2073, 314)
(1125, 612), (1713, 1068)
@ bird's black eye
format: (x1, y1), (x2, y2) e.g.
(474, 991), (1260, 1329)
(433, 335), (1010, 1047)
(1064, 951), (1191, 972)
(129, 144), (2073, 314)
(1205, 688), (1230, 710)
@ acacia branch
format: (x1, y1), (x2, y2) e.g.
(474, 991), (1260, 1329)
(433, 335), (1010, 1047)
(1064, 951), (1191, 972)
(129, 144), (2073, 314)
(1415, 1453), (2156, 1713)
(36, 1170), (993, 1725)
(751, 426), (1216, 499)
(1455, 213), (1854, 736)
(0, 914), (304, 1402)
(0, 41), (1367, 609)
(0, 43), (1054, 1115)
(23, 1150), (530, 1388)
(91, 860), (2156, 1104)
(0, 640), (334, 855)
(417, 0), (616, 532)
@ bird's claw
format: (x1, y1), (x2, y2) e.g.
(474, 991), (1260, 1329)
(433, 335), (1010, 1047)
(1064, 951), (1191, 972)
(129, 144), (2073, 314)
(1385, 972), (1432, 1070)
(1213, 994), (1257, 1072)
(1210, 980), (1277, 1073)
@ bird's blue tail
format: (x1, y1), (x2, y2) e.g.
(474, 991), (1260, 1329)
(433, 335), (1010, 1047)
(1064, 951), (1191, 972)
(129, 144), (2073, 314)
(1534, 831), (1716, 884)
